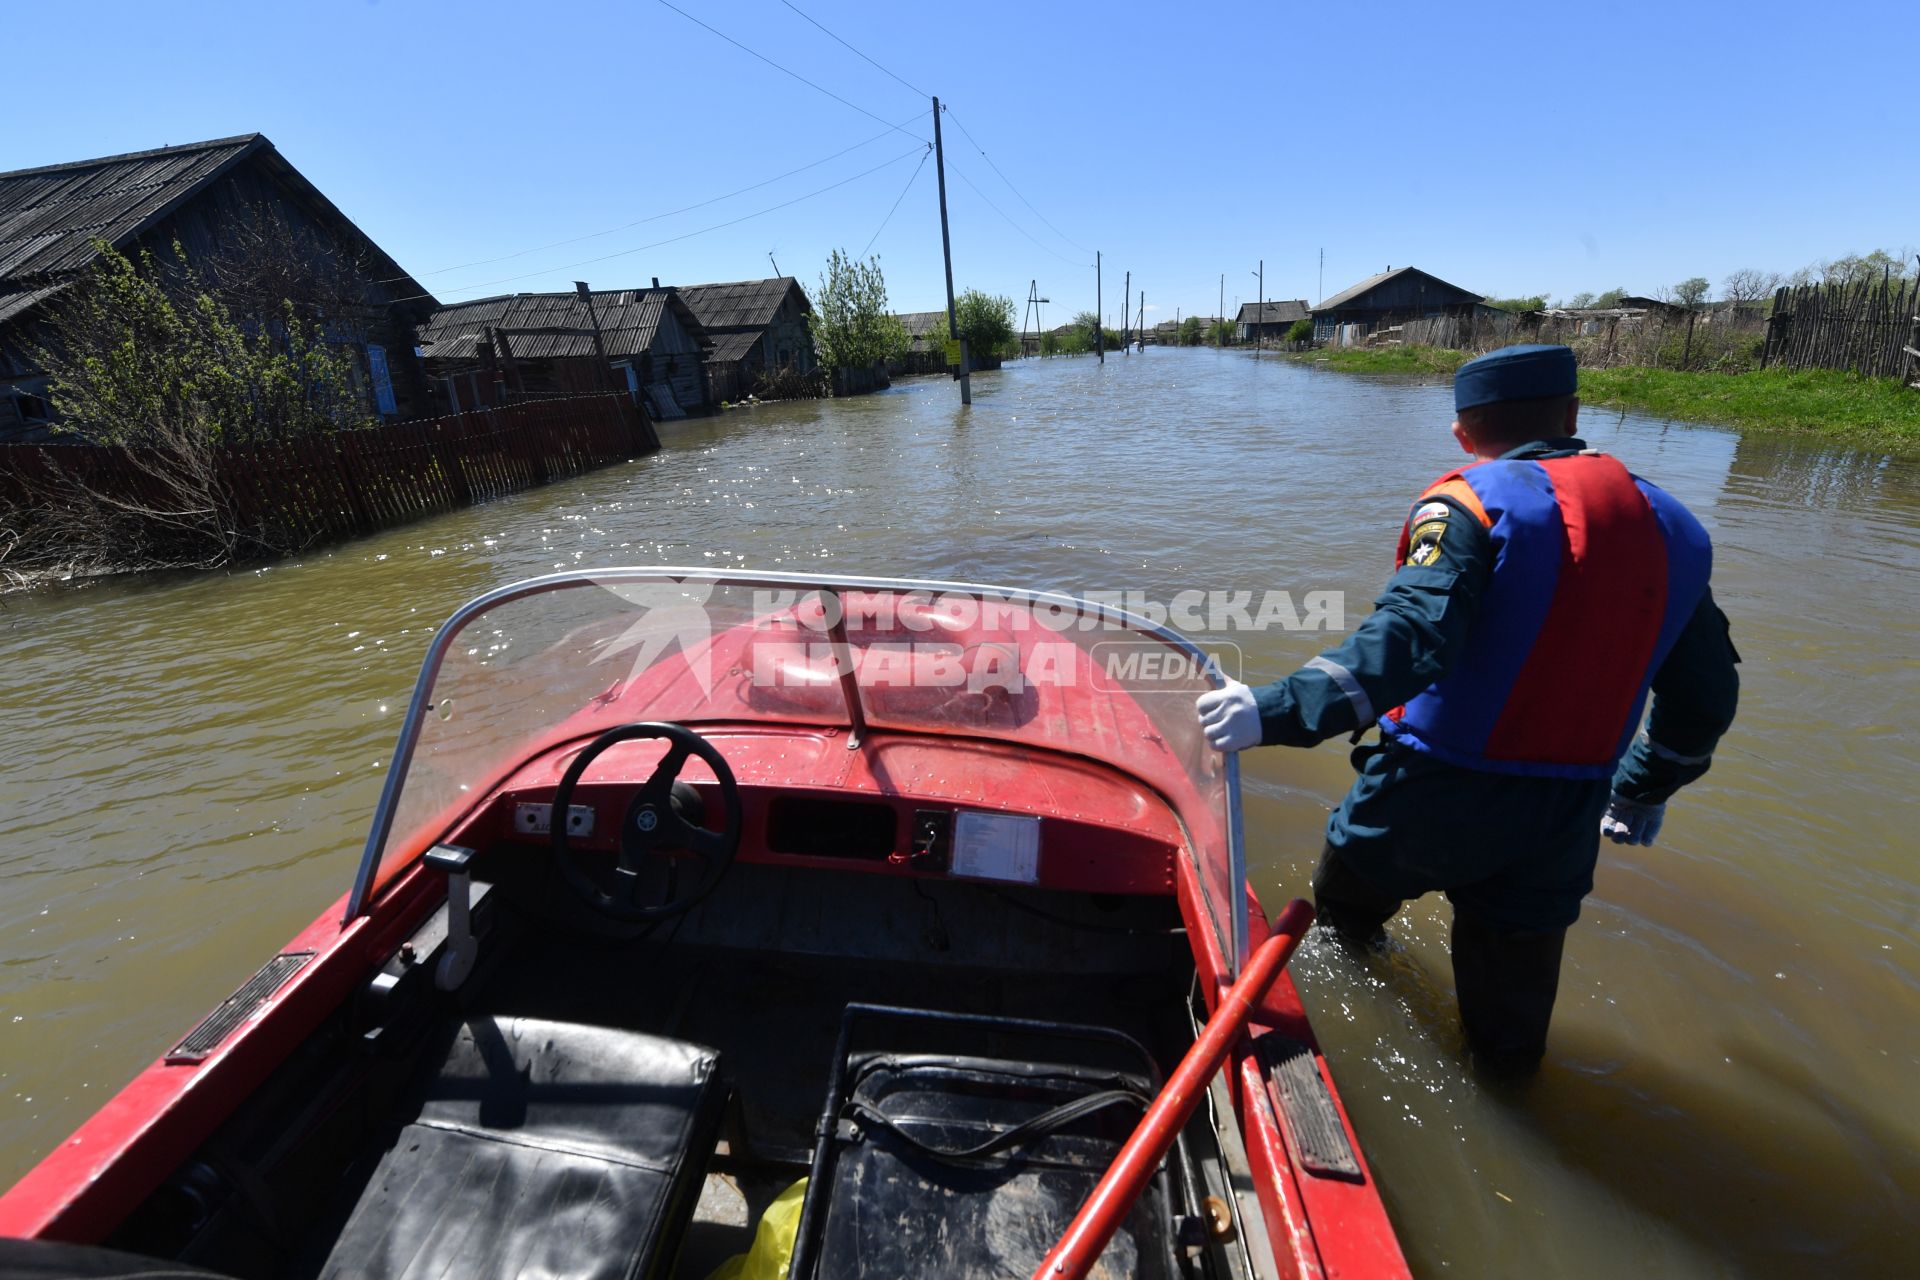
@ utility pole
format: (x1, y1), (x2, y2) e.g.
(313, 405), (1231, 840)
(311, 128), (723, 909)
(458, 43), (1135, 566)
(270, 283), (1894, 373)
(931, 96), (969, 405)
(1255, 260), (1263, 358)
(1096, 251), (1103, 364)
(1137, 293), (1145, 350)
(1122, 270), (1130, 355)
(1218, 274), (1225, 347)
(574, 280), (617, 394)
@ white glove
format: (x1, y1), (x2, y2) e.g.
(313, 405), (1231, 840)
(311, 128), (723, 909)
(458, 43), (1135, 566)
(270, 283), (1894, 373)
(1601, 793), (1665, 846)
(1196, 679), (1262, 753)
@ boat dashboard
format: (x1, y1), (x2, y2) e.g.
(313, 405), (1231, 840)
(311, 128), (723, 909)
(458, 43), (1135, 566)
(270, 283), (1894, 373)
(437, 721), (1187, 901)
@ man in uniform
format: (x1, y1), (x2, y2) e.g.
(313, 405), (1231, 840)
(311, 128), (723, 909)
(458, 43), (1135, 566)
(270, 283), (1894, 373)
(1196, 343), (1739, 1076)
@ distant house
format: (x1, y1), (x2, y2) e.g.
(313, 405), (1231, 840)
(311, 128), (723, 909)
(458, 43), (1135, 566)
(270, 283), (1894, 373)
(892, 310), (951, 373)
(1235, 300), (1310, 343)
(0, 134), (435, 442)
(677, 277), (815, 400)
(1311, 267), (1484, 343)
(419, 287), (711, 418)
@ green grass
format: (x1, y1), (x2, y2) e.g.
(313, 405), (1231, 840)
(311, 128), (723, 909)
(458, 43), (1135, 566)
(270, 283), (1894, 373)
(1286, 346), (1472, 375)
(1287, 348), (1920, 456)
(1577, 367), (1920, 455)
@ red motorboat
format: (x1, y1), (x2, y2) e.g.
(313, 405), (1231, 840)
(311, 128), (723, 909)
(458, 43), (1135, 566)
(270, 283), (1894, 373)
(0, 570), (1409, 1279)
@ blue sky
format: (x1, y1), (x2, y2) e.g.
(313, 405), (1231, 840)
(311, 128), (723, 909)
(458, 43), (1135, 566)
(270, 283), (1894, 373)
(9, 0), (1915, 326)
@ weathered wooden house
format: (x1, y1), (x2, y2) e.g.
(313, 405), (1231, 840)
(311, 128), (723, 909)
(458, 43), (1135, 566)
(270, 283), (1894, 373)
(1310, 267), (1484, 343)
(0, 134), (435, 442)
(676, 277), (816, 400)
(1235, 300), (1311, 343)
(891, 310), (951, 373)
(418, 288), (711, 418)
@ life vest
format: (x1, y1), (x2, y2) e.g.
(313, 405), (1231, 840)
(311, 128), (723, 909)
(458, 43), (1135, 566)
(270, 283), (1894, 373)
(1380, 451), (1712, 778)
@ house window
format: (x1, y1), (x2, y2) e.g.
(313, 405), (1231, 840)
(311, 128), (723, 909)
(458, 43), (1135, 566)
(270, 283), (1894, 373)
(13, 391), (50, 424)
(366, 344), (398, 416)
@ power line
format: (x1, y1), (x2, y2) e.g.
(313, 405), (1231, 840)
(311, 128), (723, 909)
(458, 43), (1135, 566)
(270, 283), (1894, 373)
(861, 145), (932, 258)
(398, 145), (927, 305)
(944, 159), (1090, 269)
(778, 0), (925, 98)
(398, 116), (923, 282)
(940, 102), (1093, 256)
(656, 0), (925, 143)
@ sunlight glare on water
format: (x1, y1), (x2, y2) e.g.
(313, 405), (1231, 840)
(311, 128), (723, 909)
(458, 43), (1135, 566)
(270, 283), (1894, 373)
(0, 350), (1915, 1277)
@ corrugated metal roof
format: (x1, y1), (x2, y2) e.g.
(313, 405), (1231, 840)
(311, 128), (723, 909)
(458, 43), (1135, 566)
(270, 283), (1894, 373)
(677, 277), (809, 331)
(0, 137), (262, 281)
(1314, 267), (1481, 313)
(1235, 300), (1311, 325)
(0, 134), (434, 314)
(894, 310), (948, 338)
(419, 288), (706, 362)
(0, 283), (65, 327)
(705, 330), (762, 365)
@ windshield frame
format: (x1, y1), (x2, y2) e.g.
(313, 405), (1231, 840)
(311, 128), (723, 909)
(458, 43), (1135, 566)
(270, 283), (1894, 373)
(345, 567), (1249, 975)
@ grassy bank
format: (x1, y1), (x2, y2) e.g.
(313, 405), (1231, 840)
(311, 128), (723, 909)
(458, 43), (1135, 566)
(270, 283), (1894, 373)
(1287, 348), (1920, 455)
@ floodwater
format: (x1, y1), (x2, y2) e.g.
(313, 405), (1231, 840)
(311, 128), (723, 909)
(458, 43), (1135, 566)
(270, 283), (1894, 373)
(2, 350), (1916, 1277)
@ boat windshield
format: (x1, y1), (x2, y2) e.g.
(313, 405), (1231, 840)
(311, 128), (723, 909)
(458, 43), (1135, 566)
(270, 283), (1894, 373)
(350, 570), (1248, 972)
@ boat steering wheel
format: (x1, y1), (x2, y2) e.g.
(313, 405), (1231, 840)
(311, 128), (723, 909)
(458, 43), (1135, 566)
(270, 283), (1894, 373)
(550, 722), (743, 922)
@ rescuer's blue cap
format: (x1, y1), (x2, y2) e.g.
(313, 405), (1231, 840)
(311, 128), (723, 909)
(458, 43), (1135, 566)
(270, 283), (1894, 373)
(1453, 344), (1578, 412)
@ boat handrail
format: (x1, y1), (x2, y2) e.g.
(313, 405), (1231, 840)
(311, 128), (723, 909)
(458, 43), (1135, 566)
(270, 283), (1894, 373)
(345, 568), (1249, 977)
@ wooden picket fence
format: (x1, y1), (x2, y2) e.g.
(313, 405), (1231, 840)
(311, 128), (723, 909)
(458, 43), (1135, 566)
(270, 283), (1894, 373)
(1761, 277), (1920, 379)
(0, 393), (659, 563)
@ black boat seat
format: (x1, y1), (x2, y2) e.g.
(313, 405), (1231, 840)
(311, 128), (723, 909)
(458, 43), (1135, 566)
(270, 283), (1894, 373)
(318, 1015), (725, 1280)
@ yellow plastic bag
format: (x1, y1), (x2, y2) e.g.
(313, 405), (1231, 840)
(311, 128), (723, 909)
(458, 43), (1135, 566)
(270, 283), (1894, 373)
(705, 1177), (808, 1280)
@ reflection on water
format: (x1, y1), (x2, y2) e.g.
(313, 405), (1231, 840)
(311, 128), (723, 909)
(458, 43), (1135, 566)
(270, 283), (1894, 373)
(2, 351), (1916, 1276)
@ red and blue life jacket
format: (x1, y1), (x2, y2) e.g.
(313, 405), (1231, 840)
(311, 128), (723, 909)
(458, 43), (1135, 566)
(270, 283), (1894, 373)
(1381, 451), (1712, 778)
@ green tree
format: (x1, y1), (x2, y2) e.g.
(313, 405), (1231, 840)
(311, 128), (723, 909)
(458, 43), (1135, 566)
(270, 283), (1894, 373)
(1592, 287), (1629, 309)
(1562, 291), (1596, 309)
(1672, 277), (1711, 308)
(809, 249), (907, 373)
(1486, 295), (1547, 312)
(24, 239), (374, 569)
(955, 288), (1017, 361)
(1285, 317), (1314, 344)
(39, 239), (369, 447)
(1817, 249), (1912, 286)
(1178, 316), (1205, 346)
(1207, 318), (1235, 346)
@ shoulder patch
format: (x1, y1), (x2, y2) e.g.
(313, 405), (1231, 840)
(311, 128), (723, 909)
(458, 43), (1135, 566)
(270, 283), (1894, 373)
(1412, 501), (1452, 524)
(1406, 519), (1448, 567)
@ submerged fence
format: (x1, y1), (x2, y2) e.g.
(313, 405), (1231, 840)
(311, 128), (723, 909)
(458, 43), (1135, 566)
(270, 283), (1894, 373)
(1761, 278), (1919, 379)
(0, 393), (658, 571)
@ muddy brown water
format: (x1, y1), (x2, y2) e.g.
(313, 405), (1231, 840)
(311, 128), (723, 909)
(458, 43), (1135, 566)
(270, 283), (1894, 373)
(2, 350), (1915, 1276)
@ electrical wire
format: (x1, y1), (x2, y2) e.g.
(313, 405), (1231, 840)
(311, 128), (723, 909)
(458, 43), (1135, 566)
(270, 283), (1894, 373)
(396, 145), (927, 304)
(945, 159), (1090, 269)
(860, 145), (931, 258)
(779, 0), (926, 98)
(940, 102), (1094, 256)
(394, 116), (924, 282)
(656, 0), (925, 143)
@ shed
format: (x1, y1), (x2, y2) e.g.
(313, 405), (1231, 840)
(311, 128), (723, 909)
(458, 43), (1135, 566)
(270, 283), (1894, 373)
(1310, 267), (1483, 343)
(0, 134), (435, 441)
(677, 277), (816, 398)
(419, 288), (710, 417)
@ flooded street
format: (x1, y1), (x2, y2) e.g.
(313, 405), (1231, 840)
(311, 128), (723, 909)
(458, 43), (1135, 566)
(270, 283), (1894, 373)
(2, 349), (1915, 1276)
